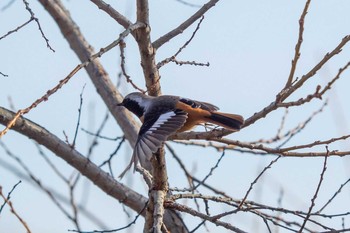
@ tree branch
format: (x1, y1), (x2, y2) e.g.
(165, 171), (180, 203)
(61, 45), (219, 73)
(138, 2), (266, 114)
(152, 0), (220, 49)
(284, 0), (311, 88)
(90, 0), (132, 29)
(0, 107), (147, 213)
(135, 0), (161, 96)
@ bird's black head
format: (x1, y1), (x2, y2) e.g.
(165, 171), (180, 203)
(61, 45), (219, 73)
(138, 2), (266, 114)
(118, 92), (147, 118)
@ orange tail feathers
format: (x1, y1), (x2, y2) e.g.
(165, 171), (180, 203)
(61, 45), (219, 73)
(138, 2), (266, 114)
(206, 112), (244, 131)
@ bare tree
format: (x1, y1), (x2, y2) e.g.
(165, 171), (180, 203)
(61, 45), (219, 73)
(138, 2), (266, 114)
(1, 0), (350, 232)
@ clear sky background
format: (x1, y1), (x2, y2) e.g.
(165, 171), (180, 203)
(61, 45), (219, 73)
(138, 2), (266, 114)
(1, 0), (350, 232)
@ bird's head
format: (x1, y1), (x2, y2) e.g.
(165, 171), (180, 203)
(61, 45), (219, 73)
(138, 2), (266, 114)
(117, 92), (152, 118)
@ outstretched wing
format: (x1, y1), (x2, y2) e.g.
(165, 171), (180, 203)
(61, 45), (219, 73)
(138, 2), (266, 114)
(119, 109), (187, 178)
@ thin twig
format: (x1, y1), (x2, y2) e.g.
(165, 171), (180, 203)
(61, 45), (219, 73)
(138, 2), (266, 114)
(0, 140), (75, 221)
(278, 35), (350, 103)
(285, 0), (312, 88)
(316, 177), (350, 214)
(0, 181), (21, 214)
(174, 0), (202, 8)
(157, 16), (209, 69)
(173, 133), (350, 158)
(189, 220), (206, 233)
(82, 127), (123, 141)
(0, 18), (32, 40)
(299, 148), (329, 232)
(69, 201), (148, 233)
(318, 61), (350, 96)
(0, 182), (32, 233)
(119, 40), (146, 93)
(35, 144), (69, 183)
(22, 0), (55, 52)
(165, 201), (247, 233)
(192, 150), (226, 191)
(99, 137), (126, 177)
(276, 101), (328, 148)
(238, 156), (281, 209)
(71, 85), (86, 149)
(0, 71), (8, 77)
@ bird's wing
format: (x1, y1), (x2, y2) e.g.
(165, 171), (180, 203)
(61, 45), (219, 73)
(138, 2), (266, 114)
(179, 98), (219, 112)
(119, 109), (187, 178)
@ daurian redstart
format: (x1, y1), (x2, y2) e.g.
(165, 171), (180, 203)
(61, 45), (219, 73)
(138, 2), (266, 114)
(118, 92), (244, 177)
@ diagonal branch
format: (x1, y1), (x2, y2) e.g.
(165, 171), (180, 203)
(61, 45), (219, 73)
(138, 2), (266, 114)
(152, 0), (220, 49)
(0, 106), (147, 213)
(90, 0), (132, 29)
(165, 201), (247, 233)
(278, 34), (350, 103)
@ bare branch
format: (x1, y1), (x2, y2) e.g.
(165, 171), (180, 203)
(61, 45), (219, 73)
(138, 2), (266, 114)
(0, 18), (32, 41)
(192, 151), (226, 191)
(285, 0), (311, 88)
(238, 156), (281, 208)
(174, 0), (202, 8)
(0, 71), (8, 77)
(276, 101), (328, 148)
(318, 61), (350, 96)
(0, 181), (21, 214)
(69, 202), (148, 233)
(119, 40), (147, 93)
(0, 152), (109, 228)
(22, 0), (55, 52)
(165, 201), (247, 233)
(90, 0), (132, 29)
(99, 137), (126, 177)
(299, 149), (329, 232)
(278, 35), (350, 103)
(316, 177), (350, 214)
(211, 137), (350, 157)
(157, 16), (209, 69)
(171, 60), (210, 67)
(0, 140), (76, 222)
(71, 85), (86, 149)
(0, 107), (148, 214)
(152, 0), (220, 49)
(0, 182), (32, 233)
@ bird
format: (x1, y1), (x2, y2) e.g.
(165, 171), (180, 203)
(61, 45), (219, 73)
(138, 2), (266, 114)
(117, 92), (244, 177)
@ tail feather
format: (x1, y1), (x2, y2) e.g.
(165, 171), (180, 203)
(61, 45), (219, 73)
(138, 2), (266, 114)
(206, 112), (244, 131)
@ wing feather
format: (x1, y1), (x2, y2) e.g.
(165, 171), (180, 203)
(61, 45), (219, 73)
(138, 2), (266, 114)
(119, 110), (187, 178)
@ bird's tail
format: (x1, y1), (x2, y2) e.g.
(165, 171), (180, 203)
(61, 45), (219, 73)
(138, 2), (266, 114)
(206, 112), (244, 131)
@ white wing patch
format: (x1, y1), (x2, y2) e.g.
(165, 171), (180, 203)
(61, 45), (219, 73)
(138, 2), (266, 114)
(149, 111), (176, 132)
(119, 110), (187, 178)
